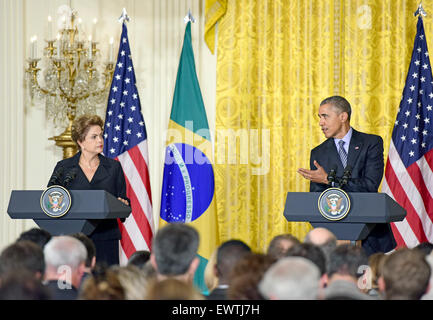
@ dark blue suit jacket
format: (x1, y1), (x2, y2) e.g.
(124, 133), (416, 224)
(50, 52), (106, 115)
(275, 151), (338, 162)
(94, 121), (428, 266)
(309, 129), (396, 255)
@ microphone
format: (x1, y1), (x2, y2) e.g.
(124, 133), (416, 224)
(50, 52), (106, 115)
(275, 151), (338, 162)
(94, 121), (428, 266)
(48, 166), (64, 186)
(340, 165), (352, 187)
(63, 168), (78, 188)
(327, 165), (337, 185)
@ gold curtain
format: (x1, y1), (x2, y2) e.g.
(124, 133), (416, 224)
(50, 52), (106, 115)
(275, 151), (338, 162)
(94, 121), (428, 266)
(211, 0), (433, 253)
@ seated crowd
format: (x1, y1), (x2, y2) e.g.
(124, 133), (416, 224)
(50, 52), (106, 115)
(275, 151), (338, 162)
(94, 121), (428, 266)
(0, 225), (432, 300)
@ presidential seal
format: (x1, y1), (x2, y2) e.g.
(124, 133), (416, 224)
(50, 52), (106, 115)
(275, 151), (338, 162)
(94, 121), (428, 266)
(40, 185), (72, 218)
(318, 187), (351, 221)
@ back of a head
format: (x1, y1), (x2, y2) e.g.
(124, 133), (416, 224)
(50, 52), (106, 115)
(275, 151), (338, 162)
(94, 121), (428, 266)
(79, 264), (125, 300)
(415, 242), (433, 256)
(16, 228), (52, 249)
(327, 244), (368, 279)
(146, 278), (203, 300)
(71, 233), (96, 268)
(152, 224), (199, 276)
(128, 250), (151, 269)
(304, 228), (337, 264)
(227, 253), (276, 300)
(382, 248), (430, 300)
(44, 236), (87, 271)
(286, 243), (326, 276)
(110, 265), (149, 300)
(267, 234), (300, 260)
(0, 240), (45, 278)
(216, 239), (251, 280)
(0, 270), (51, 300)
(259, 256), (320, 300)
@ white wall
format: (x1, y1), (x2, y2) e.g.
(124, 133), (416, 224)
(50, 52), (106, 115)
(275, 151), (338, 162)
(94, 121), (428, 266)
(0, 0), (216, 251)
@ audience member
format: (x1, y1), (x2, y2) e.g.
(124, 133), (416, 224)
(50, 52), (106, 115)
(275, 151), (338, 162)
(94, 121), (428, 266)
(259, 257), (320, 300)
(110, 265), (149, 300)
(146, 278), (203, 300)
(0, 271), (51, 300)
(127, 250), (151, 269)
(142, 260), (157, 282)
(366, 252), (385, 297)
(304, 227), (337, 267)
(415, 242), (433, 256)
(379, 248), (430, 300)
(266, 234), (300, 260)
(208, 239), (251, 300)
(204, 249), (218, 294)
(79, 264), (125, 300)
(286, 242), (328, 288)
(71, 233), (96, 287)
(16, 228), (52, 249)
(422, 252), (433, 300)
(324, 244), (373, 300)
(150, 223), (199, 283)
(0, 240), (45, 280)
(43, 236), (87, 300)
(227, 253), (276, 300)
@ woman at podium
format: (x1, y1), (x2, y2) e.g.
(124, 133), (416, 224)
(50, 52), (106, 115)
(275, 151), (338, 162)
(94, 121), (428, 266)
(47, 114), (129, 266)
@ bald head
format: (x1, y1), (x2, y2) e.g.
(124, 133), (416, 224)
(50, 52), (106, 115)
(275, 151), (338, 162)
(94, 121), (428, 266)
(304, 228), (336, 246)
(304, 228), (337, 267)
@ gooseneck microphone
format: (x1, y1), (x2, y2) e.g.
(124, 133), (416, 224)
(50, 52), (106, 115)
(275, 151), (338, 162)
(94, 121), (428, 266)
(63, 168), (78, 188)
(327, 165), (337, 185)
(340, 165), (352, 187)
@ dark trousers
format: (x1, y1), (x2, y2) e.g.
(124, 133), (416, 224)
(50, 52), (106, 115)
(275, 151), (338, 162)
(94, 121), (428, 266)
(362, 224), (396, 256)
(92, 239), (119, 266)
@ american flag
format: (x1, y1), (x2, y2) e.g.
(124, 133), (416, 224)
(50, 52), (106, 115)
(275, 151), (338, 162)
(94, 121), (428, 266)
(383, 17), (433, 248)
(103, 22), (154, 264)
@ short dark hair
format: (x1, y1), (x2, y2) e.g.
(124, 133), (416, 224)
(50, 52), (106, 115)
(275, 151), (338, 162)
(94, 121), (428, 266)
(71, 233), (95, 268)
(320, 96), (352, 120)
(71, 114), (104, 150)
(0, 241), (45, 277)
(327, 244), (368, 278)
(216, 240), (251, 279)
(285, 243), (327, 276)
(152, 224), (199, 276)
(0, 271), (51, 300)
(128, 250), (151, 269)
(415, 242), (433, 256)
(16, 228), (52, 249)
(267, 234), (300, 259)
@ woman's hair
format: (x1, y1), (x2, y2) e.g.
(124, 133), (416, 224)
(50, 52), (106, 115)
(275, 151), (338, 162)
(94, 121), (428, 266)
(71, 114), (104, 149)
(79, 264), (125, 300)
(146, 278), (203, 300)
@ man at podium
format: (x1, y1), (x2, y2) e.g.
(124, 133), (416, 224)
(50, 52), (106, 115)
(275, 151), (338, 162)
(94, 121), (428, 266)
(47, 114), (130, 266)
(297, 96), (396, 255)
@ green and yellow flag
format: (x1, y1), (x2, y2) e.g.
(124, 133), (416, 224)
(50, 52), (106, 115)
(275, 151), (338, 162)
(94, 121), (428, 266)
(160, 22), (219, 293)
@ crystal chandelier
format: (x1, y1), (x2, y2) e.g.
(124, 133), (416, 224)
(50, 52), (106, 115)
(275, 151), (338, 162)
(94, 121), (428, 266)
(26, 7), (115, 159)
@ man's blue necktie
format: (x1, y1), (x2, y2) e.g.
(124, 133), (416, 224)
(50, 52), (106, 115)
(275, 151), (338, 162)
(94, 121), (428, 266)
(338, 140), (348, 168)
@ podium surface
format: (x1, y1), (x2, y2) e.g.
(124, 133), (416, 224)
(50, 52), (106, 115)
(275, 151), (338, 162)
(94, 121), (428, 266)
(7, 190), (131, 236)
(284, 192), (406, 241)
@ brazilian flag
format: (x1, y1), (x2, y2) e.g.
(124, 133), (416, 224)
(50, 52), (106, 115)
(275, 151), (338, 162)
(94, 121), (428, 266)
(160, 21), (219, 294)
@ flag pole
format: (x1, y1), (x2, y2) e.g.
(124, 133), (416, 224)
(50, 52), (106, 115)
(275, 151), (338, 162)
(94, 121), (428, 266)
(184, 9), (196, 24)
(414, 2), (427, 17)
(118, 7), (130, 24)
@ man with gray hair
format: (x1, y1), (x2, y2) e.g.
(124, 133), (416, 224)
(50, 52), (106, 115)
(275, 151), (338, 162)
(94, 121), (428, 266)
(43, 236), (87, 300)
(150, 223), (200, 284)
(259, 257), (320, 300)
